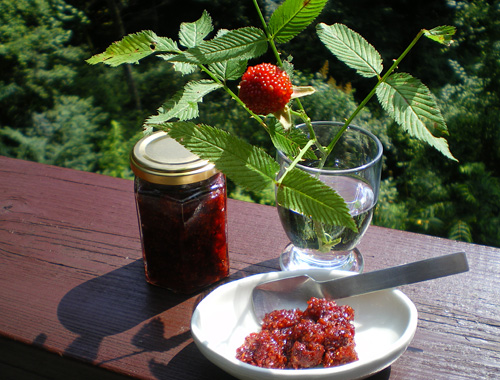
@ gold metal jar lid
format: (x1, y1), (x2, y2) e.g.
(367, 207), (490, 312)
(130, 131), (218, 185)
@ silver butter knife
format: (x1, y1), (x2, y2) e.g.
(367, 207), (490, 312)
(252, 251), (469, 321)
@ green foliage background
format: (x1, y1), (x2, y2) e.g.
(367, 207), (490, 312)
(1, 0), (499, 247)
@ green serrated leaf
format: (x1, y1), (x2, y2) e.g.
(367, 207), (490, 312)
(277, 168), (356, 230)
(165, 122), (279, 193)
(156, 54), (199, 75)
(167, 27), (267, 65)
(145, 80), (222, 125)
(316, 23), (383, 78)
(155, 36), (181, 52)
(269, 121), (317, 160)
(165, 122), (354, 229)
(269, 0), (328, 44)
(86, 31), (179, 67)
(179, 10), (214, 48)
(209, 59), (248, 81)
(171, 62), (198, 75)
(424, 25), (456, 46)
(376, 73), (457, 161)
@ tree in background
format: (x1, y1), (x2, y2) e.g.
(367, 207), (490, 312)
(0, 0), (103, 170)
(378, 0), (500, 246)
(0, 0), (187, 176)
(1, 0), (499, 246)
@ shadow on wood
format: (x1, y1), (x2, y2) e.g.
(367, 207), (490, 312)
(57, 259), (190, 362)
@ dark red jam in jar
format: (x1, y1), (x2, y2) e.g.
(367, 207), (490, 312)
(130, 131), (229, 294)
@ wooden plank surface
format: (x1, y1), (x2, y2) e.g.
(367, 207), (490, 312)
(0, 156), (499, 379)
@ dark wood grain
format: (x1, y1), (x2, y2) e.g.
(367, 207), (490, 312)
(1, 156), (499, 379)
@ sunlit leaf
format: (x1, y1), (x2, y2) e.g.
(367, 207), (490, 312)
(171, 62), (198, 75)
(209, 59), (248, 81)
(269, 121), (317, 160)
(145, 80), (222, 125)
(277, 168), (357, 231)
(376, 72), (457, 161)
(167, 27), (267, 65)
(86, 31), (179, 66)
(165, 122), (279, 193)
(317, 23), (383, 78)
(179, 10), (214, 48)
(424, 26), (456, 46)
(165, 122), (354, 228)
(269, 0), (328, 43)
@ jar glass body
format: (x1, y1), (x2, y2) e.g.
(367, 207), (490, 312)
(134, 172), (229, 293)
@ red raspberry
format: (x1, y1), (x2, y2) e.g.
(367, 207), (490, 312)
(238, 63), (293, 115)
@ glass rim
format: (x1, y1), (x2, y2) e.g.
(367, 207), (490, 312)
(277, 121), (384, 175)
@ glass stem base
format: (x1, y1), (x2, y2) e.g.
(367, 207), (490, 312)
(279, 244), (364, 273)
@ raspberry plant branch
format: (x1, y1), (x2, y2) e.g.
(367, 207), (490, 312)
(276, 139), (315, 186)
(324, 27), (435, 157)
(250, 0), (326, 166)
(86, 0), (457, 237)
(316, 22), (457, 162)
(252, 0), (282, 67)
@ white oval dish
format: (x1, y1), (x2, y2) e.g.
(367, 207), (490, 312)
(191, 269), (418, 380)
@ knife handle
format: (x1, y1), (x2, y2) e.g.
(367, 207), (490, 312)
(321, 251), (469, 299)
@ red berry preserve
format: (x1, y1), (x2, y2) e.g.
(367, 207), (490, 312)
(130, 132), (229, 293)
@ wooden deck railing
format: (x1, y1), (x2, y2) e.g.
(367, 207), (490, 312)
(1, 156), (499, 379)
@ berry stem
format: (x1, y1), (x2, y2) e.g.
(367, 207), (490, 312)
(252, 0), (270, 38)
(293, 98), (327, 158)
(250, 0), (326, 159)
(252, 0), (284, 67)
(276, 139), (315, 185)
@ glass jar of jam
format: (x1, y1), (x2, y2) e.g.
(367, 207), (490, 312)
(130, 131), (229, 294)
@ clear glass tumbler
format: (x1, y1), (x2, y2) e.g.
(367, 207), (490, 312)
(276, 122), (383, 273)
